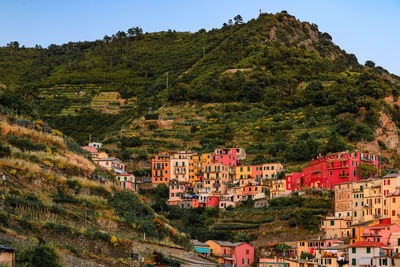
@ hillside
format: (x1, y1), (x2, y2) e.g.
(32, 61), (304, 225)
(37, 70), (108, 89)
(0, 115), (210, 266)
(1, 10), (400, 167)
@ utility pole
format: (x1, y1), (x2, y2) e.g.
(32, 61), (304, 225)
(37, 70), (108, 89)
(166, 72), (169, 88)
(84, 210), (87, 230)
(89, 134), (91, 144)
(203, 47), (205, 59)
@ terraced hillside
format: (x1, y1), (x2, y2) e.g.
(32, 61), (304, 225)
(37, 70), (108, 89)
(0, 11), (400, 166)
(0, 114), (210, 266)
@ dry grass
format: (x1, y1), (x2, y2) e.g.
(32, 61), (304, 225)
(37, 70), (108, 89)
(0, 121), (66, 150)
(0, 157), (42, 174)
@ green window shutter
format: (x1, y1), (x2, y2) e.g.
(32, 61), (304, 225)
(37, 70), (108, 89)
(367, 247), (371, 253)
(352, 258), (356, 265)
(352, 247), (356, 253)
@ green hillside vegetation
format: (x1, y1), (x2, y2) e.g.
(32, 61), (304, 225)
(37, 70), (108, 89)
(0, 11), (400, 165)
(163, 191), (333, 246)
(0, 115), (200, 266)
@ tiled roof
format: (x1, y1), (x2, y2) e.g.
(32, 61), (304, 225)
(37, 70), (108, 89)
(82, 146), (98, 153)
(382, 173), (400, 178)
(348, 241), (389, 248)
(192, 240), (209, 247)
(212, 240), (245, 247)
(368, 223), (394, 229)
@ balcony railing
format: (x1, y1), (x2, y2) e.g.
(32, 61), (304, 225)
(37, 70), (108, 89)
(339, 173), (349, 178)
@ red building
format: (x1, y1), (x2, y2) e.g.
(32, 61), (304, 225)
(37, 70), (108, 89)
(206, 196), (220, 208)
(251, 165), (263, 180)
(286, 151), (381, 191)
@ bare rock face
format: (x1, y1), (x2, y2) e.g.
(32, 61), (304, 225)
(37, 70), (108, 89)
(358, 112), (400, 155)
(376, 112), (400, 153)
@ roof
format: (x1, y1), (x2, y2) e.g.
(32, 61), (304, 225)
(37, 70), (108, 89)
(368, 223), (394, 229)
(192, 240), (209, 247)
(350, 220), (375, 227)
(0, 244), (15, 251)
(382, 173), (400, 178)
(211, 240), (245, 247)
(348, 241), (390, 248)
(82, 146), (98, 153)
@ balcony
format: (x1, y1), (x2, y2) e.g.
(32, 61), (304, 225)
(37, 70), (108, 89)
(361, 155), (373, 162)
(328, 165), (349, 170)
(339, 173), (349, 178)
(213, 183), (221, 188)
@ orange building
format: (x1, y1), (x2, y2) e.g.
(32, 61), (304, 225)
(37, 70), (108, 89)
(151, 152), (171, 185)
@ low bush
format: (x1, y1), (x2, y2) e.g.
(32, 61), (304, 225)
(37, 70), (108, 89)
(213, 224), (260, 230)
(44, 222), (72, 235)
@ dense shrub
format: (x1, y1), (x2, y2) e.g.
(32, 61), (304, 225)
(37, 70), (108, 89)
(6, 135), (47, 151)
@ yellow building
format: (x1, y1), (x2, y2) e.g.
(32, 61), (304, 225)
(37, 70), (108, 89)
(235, 165), (253, 180)
(270, 179), (288, 199)
(321, 217), (351, 239)
(189, 154), (202, 186)
(352, 179), (371, 224)
(363, 179), (382, 221)
(349, 220), (376, 244)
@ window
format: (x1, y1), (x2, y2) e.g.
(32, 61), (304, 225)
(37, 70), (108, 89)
(394, 198), (397, 203)
(352, 247), (356, 253)
(246, 249), (249, 255)
(352, 258), (356, 265)
(366, 247), (371, 253)
(330, 221), (334, 226)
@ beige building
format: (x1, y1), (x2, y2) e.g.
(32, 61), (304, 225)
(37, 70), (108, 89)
(203, 163), (230, 194)
(334, 182), (353, 219)
(170, 151), (193, 183)
(321, 217), (351, 239)
(262, 163), (284, 179)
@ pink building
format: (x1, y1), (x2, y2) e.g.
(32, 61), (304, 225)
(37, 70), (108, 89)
(167, 180), (189, 205)
(361, 219), (400, 252)
(206, 240), (254, 266)
(116, 173), (136, 191)
(212, 148), (246, 167)
(286, 151), (381, 191)
(234, 242), (254, 267)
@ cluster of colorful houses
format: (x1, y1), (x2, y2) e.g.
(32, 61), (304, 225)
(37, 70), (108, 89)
(192, 240), (254, 266)
(151, 149), (382, 210)
(258, 172), (400, 267)
(82, 143), (400, 266)
(82, 142), (137, 191)
(151, 148), (285, 209)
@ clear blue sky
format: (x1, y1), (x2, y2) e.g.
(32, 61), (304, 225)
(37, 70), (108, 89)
(1, 0), (399, 74)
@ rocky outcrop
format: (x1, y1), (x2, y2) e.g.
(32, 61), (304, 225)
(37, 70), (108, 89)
(358, 112), (400, 155)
